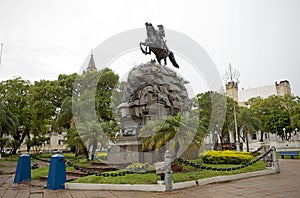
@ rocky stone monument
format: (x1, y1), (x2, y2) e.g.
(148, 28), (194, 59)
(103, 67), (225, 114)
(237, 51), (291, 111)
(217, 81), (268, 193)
(107, 62), (191, 164)
(107, 23), (191, 164)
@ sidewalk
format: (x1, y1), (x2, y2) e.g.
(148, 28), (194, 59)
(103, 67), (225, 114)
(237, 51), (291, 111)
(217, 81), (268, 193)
(1, 159), (299, 198)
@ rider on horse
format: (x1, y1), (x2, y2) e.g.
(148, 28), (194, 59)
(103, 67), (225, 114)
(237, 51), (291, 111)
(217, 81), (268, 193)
(140, 22), (179, 68)
(145, 22), (168, 52)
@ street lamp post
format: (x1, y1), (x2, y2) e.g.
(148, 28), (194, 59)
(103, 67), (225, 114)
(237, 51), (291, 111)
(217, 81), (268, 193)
(294, 128), (298, 135)
(224, 63), (240, 151)
(281, 127), (298, 140)
(283, 128), (286, 140)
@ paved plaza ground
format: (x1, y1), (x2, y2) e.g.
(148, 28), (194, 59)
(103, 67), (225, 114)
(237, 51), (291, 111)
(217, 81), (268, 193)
(0, 159), (299, 198)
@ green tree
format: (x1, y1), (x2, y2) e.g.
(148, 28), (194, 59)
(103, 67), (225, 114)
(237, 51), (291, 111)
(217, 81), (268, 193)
(53, 97), (75, 130)
(25, 79), (64, 151)
(73, 68), (120, 140)
(195, 91), (237, 149)
(55, 69), (120, 157)
(248, 94), (298, 140)
(230, 108), (261, 152)
(0, 77), (31, 153)
(95, 68), (119, 122)
(290, 102), (300, 129)
(25, 136), (49, 154)
(57, 73), (78, 99)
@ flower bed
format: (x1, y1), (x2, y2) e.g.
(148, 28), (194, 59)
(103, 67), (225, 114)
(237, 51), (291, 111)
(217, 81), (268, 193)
(201, 150), (254, 165)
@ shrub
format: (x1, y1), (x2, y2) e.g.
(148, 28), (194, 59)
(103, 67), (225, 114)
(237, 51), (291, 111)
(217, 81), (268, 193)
(96, 152), (107, 160)
(201, 150), (254, 165)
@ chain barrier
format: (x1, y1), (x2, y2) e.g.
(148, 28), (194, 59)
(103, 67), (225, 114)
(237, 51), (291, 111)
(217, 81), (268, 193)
(30, 153), (155, 177)
(65, 159), (157, 177)
(251, 146), (263, 154)
(31, 148), (274, 177)
(31, 154), (51, 163)
(176, 148), (273, 171)
(31, 154), (86, 164)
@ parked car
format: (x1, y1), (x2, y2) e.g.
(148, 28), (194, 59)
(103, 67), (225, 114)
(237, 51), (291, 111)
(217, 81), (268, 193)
(31, 162), (39, 169)
(39, 150), (50, 154)
(4, 148), (13, 155)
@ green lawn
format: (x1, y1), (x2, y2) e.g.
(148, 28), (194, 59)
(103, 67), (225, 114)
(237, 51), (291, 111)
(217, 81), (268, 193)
(0, 154), (19, 162)
(30, 158), (266, 184)
(72, 160), (266, 184)
(31, 166), (74, 180)
(31, 166), (49, 180)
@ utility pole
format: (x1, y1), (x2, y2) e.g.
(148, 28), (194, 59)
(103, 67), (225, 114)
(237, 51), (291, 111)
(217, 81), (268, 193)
(223, 63), (240, 151)
(0, 43), (3, 68)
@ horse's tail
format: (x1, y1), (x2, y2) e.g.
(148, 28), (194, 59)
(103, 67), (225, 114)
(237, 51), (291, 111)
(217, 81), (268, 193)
(168, 51), (179, 68)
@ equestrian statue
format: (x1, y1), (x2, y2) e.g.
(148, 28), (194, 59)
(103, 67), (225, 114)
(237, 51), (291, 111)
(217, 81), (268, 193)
(140, 22), (179, 68)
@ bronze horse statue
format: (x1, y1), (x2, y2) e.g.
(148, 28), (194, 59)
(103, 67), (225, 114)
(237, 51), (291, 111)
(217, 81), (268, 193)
(140, 23), (179, 68)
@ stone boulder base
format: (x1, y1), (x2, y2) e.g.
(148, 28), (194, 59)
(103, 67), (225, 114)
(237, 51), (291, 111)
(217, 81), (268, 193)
(108, 62), (191, 164)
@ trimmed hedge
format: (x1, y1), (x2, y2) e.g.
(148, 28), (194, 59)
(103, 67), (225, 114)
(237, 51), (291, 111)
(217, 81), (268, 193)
(201, 150), (254, 165)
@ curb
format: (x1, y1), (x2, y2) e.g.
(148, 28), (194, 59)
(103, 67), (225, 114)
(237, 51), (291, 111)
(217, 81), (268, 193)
(65, 167), (277, 192)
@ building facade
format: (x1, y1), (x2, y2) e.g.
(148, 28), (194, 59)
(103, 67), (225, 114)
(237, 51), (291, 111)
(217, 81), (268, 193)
(238, 80), (291, 105)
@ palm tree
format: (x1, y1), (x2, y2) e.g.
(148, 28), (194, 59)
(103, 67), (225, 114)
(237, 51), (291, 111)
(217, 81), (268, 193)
(139, 113), (206, 159)
(53, 97), (75, 130)
(0, 103), (18, 137)
(64, 127), (87, 157)
(77, 121), (109, 160)
(0, 103), (17, 157)
(231, 108), (262, 152)
(54, 97), (89, 157)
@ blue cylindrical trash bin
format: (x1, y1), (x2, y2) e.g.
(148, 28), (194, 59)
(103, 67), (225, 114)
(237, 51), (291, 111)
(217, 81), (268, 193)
(47, 153), (66, 190)
(14, 153), (31, 183)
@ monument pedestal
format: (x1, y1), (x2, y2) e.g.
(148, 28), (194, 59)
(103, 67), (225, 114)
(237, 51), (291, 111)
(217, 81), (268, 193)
(107, 136), (142, 164)
(107, 136), (164, 164)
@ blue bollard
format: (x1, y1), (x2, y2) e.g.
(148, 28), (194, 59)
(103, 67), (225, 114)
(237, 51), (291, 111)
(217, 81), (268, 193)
(14, 153), (31, 183)
(47, 153), (66, 190)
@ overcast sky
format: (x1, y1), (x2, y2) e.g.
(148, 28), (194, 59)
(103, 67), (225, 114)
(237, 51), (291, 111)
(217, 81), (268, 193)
(0, 0), (299, 96)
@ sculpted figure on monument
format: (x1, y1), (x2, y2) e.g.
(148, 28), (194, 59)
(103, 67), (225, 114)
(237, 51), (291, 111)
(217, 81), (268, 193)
(140, 22), (180, 68)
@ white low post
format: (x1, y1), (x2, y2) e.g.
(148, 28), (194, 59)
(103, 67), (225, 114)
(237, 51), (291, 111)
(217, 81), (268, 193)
(263, 143), (267, 162)
(271, 146), (280, 173)
(164, 150), (172, 192)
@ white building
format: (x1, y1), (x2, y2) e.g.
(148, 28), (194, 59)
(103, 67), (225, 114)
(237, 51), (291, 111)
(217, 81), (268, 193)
(204, 79), (298, 151)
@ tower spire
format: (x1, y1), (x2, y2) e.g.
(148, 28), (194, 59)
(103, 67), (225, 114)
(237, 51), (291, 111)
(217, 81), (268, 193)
(87, 50), (97, 71)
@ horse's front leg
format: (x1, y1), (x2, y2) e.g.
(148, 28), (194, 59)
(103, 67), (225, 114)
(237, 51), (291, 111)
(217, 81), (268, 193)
(156, 57), (162, 65)
(164, 58), (167, 66)
(140, 42), (147, 54)
(145, 47), (151, 55)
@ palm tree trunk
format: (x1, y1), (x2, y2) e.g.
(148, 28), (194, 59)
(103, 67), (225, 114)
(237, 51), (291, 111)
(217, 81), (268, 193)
(75, 141), (79, 157)
(260, 131), (264, 142)
(91, 141), (97, 161)
(246, 131), (249, 152)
